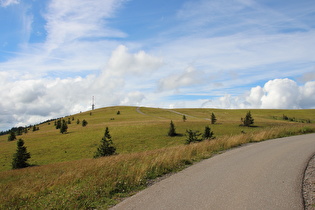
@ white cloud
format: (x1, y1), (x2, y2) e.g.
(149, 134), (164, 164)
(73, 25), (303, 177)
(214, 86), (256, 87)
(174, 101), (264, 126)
(0, 45), (163, 130)
(106, 45), (163, 76)
(0, 0), (19, 7)
(260, 79), (300, 109)
(158, 66), (203, 91)
(0, 0), (126, 74)
(206, 78), (315, 109)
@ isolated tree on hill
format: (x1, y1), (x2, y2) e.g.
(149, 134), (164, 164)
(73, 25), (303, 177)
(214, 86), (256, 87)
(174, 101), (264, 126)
(203, 126), (214, 140)
(185, 129), (202, 144)
(77, 119), (80, 125)
(242, 111), (254, 127)
(60, 120), (68, 134)
(183, 115), (187, 122)
(211, 113), (217, 124)
(12, 139), (31, 169)
(168, 120), (177, 137)
(82, 119), (88, 127)
(8, 131), (16, 141)
(56, 119), (61, 129)
(94, 127), (116, 158)
(117, 110), (120, 115)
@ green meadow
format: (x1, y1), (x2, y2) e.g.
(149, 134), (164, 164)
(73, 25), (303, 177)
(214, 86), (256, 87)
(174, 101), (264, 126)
(1, 106), (315, 209)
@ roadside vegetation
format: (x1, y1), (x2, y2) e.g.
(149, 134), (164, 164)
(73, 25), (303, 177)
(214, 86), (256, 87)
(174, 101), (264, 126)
(0, 106), (315, 209)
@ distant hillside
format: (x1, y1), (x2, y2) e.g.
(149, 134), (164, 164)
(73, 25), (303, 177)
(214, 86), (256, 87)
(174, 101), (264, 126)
(0, 106), (314, 172)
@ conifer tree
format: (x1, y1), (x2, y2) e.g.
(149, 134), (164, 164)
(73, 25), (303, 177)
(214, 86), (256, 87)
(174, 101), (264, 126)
(56, 119), (61, 129)
(185, 129), (202, 144)
(82, 119), (88, 127)
(77, 119), (80, 124)
(60, 120), (68, 134)
(168, 120), (177, 136)
(12, 139), (31, 169)
(94, 127), (116, 158)
(183, 115), (187, 122)
(8, 130), (16, 141)
(203, 126), (214, 140)
(211, 113), (217, 124)
(243, 111), (254, 127)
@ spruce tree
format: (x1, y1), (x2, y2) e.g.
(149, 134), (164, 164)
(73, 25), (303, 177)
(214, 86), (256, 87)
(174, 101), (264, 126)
(56, 119), (61, 129)
(60, 120), (68, 134)
(94, 127), (116, 158)
(82, 119), (88, 127)
(8, 130), (16, 141)
(211, 113), (217, 124)
(12, 139), (31, 169)
(168, 120), (177, 136)
(203, 126), (214, 140)
(243, 111), (254, 127)
(185, 129), (202, 144)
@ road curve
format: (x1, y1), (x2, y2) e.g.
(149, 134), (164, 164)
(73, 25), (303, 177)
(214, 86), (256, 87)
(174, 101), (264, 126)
(111, 133), (315, 210)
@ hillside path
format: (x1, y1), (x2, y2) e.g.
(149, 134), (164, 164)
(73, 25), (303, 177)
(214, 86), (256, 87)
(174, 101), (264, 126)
(136, 107), (211, 121)
(111, 133), (315, 210)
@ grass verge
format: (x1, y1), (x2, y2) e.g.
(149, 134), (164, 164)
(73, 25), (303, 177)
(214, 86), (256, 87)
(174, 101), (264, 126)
(1, 124), (315, 209)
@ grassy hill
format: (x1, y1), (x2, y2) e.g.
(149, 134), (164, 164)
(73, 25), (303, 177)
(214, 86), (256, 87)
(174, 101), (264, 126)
(1, 106), (315, 209)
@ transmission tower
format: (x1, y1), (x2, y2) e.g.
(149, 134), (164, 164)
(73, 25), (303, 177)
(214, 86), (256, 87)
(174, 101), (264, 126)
(92, 96), (95, 110)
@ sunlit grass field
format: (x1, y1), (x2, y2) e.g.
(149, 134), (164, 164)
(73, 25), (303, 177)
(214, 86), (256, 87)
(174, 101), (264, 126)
(2, 106), (313, 172)
(1, 106), (315, 209)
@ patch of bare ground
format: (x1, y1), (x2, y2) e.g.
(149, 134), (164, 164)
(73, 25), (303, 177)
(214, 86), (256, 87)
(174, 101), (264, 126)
(303, 154), (315, 210)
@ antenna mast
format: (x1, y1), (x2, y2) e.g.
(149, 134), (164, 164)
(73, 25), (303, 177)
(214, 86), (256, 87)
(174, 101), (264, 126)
(92, 96), (95, 110)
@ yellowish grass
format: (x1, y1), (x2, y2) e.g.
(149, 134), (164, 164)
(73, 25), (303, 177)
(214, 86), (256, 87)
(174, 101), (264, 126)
(1, 124), (314, 209)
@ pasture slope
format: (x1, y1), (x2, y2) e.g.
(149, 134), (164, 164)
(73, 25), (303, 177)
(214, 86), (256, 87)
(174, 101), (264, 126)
(0, 106), (315, 209)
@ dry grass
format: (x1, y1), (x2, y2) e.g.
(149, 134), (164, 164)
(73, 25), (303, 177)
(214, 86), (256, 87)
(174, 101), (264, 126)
(1, 124), (314, 209)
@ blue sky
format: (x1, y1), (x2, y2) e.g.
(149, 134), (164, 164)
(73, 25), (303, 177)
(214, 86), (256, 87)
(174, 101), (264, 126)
(0, 0), (315, 130)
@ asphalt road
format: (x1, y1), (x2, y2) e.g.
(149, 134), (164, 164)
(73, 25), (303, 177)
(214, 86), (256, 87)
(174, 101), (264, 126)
(111, 133), (315, 210)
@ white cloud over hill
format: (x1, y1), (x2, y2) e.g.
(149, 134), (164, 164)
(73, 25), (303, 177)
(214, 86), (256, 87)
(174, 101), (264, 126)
(208, 78), (315, 109)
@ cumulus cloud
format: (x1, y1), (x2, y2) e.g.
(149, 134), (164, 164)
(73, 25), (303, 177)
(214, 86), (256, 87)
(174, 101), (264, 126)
(0, 45), (163, 130)
(208, 78), (315, 109)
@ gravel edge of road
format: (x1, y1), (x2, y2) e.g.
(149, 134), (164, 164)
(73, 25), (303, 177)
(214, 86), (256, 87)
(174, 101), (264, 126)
(303, 153), (315, 210)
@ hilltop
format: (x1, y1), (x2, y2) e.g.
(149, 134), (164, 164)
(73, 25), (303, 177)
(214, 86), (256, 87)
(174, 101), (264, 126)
(1, 106), (315, 172)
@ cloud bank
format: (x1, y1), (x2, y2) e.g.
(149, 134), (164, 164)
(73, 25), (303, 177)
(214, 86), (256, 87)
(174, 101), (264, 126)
(0, 45), (163, 130)
(207, 78), (315, 109)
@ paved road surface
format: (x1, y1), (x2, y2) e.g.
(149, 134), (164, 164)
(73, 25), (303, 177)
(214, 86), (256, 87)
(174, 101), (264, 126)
(111, 134), (315, 210)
